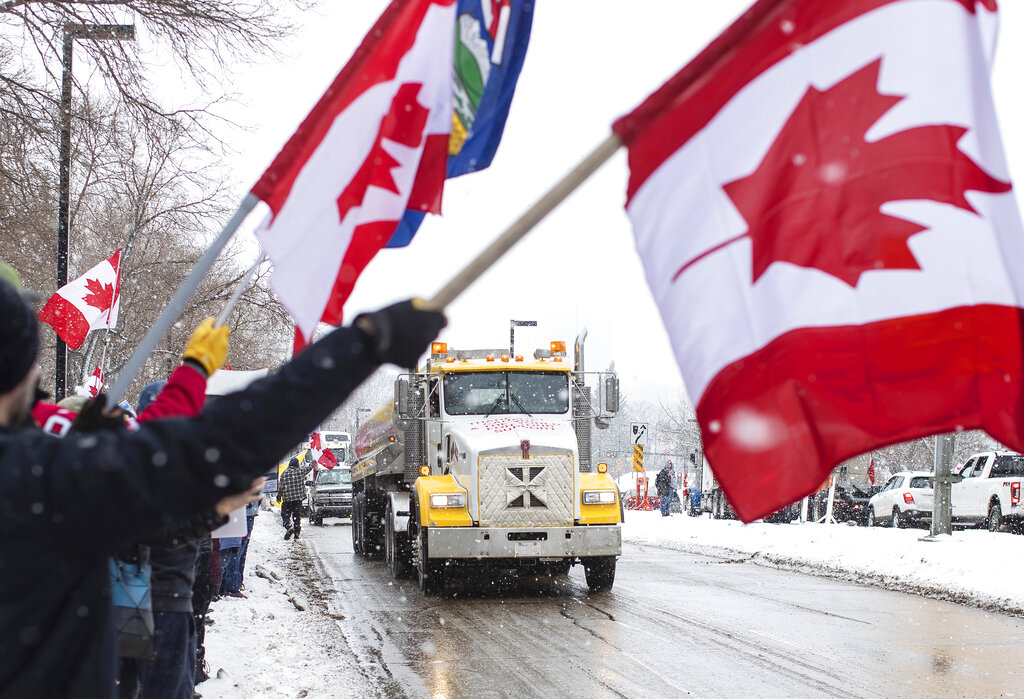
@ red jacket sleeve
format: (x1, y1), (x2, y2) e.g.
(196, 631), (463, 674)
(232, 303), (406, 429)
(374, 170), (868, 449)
(138, 365), (207, 422)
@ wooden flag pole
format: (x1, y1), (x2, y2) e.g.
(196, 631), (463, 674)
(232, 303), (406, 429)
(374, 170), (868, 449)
(107, 193), (260, 403)
(426, 133), (622, 310)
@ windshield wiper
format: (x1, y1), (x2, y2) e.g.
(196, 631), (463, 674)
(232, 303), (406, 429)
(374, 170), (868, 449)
(509, 392), (533, 417)
(483, 394), (507, 419)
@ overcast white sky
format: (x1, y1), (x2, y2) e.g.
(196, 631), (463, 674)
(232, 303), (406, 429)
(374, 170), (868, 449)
(159, 0), (1024, 402)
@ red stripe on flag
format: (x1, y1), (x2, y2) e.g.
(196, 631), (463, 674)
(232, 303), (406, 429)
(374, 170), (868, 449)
(611, 0), (995, 202)
(696, 304), (1024, 522)
(406, 133), (449, 215)
(321, 220), (400, 327)
(37, 293), (90, 349)
(251, 0), (455, 214)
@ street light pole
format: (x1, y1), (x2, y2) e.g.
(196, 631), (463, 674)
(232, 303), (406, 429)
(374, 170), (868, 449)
(55, 22), (135, 399)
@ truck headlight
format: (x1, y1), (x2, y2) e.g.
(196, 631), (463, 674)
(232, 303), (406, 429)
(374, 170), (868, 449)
(582, 490), (616, 505)
(429, 493), (466, 509)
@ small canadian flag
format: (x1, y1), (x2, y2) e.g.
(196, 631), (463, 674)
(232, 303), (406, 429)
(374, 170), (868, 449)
(309, 432), (339, 470)
(38, 250), (121, 350)
(79, 366), (104, 398)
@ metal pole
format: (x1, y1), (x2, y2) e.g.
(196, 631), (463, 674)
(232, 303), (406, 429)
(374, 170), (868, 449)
(106, 194), (259, 403)
(930, 433), (955, 536)
(427, 133), (621, 310)
(215, 255), (264, 327)
(54, 23), (135, 400)
(55, 29), (74, 400)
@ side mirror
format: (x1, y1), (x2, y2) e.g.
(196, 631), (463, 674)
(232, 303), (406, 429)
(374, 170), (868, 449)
(604, 376), (620, 414)
(396, 377), (411, 417)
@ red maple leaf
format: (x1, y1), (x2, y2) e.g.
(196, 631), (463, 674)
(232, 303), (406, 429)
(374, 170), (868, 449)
(684, 60), (1011, 287)
(82, 277), (115, 312)
(336, 82), (429, 224)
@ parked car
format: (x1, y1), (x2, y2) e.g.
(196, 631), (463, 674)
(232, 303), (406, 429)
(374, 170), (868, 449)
(867, 471), (934, 528)
(952, 451), (1024, 532)
(308, 466), (354, 525)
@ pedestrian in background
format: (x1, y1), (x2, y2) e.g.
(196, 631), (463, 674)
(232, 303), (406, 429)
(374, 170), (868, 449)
(279, 456), (313, 540)
(218, 535), (245, 598)
(237, 498), (259, 591)
(656, 462), (676, 517)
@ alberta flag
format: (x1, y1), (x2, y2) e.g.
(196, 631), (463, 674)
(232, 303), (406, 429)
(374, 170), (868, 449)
(387, 0), (535, 247)
(253, 0), (533, 346)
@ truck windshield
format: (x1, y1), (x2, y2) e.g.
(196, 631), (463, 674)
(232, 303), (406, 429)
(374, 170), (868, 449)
(316, 469), (352, 485)
(330, 447), (346, 464)
(443, 371), (569, 415)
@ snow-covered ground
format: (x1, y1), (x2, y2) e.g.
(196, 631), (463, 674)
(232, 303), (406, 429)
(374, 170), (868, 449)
(623, 509), (1024, 614)
(198, 507), (1024, 697)
(197, 514), (378, 698)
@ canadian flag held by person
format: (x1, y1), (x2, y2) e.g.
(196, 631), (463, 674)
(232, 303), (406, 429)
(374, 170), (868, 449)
(309, 432), (339, 470)
(252, 0), (456, 347)
(82, 367), (104, 398)
(37, 250), (121, 350)
(613, 0), (1023, 521)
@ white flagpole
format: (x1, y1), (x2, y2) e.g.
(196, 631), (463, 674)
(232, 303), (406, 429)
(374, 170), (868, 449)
(216, 255), (264, 327)
(427, 133), (621, 310)
(106, 194), (260, 403)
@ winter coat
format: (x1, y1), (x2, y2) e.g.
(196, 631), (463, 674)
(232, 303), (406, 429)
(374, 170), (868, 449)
(0, 324), (377, 698)
(655, 467), (674, 497)
(278, 459), (313, 503)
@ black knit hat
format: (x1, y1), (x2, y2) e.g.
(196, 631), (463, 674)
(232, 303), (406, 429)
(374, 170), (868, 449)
(0, 278), (40, 394)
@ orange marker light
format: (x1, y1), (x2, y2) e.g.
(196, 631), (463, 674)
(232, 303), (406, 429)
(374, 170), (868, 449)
(419, 465), (430, 476)
(486, 355), (495, 362)
(550, 341), (566, 353)
(501, 354), (510, 362)
(446, 357), (455, 363)
(431, 342), (448, 354)
(516, 355), (524, 362)
(597, 463), (608, 473)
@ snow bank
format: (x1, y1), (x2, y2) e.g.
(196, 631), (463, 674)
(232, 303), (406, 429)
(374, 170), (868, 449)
(198, 514), (375, 698)
(623, 510), (1024, 614)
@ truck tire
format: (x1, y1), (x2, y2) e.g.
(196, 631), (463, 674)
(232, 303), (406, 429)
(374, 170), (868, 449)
(988, 501), (1003, 533)
(583, 556), (616, 592)
(352, 493), (369, 556)
(386, 501), (413, 579)
(417, 531), (445, 596)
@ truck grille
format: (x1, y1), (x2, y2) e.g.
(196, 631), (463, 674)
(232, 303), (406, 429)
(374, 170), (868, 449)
(477, 453), (575, 527)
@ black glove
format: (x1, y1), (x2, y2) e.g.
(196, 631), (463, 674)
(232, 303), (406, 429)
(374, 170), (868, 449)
(355, 299), (446, 370)
(72, 394), (129, 433)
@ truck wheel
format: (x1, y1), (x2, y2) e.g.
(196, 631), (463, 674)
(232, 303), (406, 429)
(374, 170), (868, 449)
(352, 493), (368, 556)
(583, 557), (616, 592)
(988, 501), (1003, 532)
(386, 501), (413, 579)
(417, 531), (445, 596)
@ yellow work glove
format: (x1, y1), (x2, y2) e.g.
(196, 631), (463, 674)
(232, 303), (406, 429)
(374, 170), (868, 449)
(183, 317), (230, 376)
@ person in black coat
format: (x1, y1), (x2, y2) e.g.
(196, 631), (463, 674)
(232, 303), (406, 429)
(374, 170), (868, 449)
(656, 462), (676, 517)
(0, 277), (445, 698)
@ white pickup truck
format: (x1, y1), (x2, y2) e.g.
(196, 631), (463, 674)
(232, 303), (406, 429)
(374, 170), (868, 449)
(952, 451), (1024, 532)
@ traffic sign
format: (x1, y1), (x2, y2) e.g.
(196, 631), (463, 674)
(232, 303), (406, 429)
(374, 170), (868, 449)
(631, 422), (648, 446)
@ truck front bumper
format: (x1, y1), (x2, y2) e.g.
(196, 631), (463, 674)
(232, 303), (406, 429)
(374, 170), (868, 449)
(426, 525), (621, 559)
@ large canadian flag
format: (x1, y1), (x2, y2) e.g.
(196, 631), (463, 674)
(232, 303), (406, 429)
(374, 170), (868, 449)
(252, 0), (456, 344)
(613, 0), (1023, 521)
(38, 250), (121, 350)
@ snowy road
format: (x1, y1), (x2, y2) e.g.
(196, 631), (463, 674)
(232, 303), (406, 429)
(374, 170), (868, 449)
(291, 520), (1024, 698)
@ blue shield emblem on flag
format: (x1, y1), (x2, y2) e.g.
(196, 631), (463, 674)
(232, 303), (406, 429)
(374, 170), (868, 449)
(387, 0), (534, 248)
